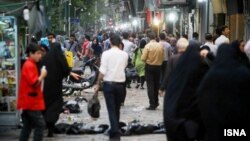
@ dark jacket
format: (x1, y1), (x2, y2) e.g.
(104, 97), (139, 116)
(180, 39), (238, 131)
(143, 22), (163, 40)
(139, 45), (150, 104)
(43, 43), (70, 123)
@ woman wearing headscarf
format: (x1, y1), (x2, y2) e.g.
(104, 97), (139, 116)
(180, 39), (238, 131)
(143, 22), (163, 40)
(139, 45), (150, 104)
(164, 42), (208, 141)
(197, 43), (250, 141)
(199, 45), (215, 68)
(91, 37), (102, 58)
(231, 40), (250, 68)
(133, 39), (146, 89)
(42, 42), (79, 137)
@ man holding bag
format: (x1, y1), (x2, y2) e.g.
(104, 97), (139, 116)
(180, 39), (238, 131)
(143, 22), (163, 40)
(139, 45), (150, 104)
(94, 34), (128, 141)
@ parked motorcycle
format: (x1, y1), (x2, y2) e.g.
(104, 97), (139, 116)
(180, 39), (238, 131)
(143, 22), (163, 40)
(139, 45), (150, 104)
(62, 57), (99, 96)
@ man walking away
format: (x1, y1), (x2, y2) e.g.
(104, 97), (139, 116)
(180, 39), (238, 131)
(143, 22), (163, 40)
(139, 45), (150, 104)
(159, 33), (172, 84)
(94, 34), (128, 141)
(141, 32), (164, 110)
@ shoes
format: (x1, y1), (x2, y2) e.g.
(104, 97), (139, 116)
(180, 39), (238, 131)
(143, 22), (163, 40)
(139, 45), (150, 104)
(126, 85), (131, 88)
(135, 84), (140, 89)
(146, 106), (156, 110)
(47, 127), (54, 137)
(140, 86), (144, 89)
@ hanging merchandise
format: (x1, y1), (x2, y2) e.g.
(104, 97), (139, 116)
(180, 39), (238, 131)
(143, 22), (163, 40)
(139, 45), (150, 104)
(0, 16), (19, 126)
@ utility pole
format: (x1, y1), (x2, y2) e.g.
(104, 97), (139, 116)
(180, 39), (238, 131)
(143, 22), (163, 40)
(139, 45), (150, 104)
(95, 1), (97, 32)
(68, 0), (71, 37)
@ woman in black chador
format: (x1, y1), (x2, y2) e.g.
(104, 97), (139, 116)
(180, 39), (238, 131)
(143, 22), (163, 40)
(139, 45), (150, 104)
(42, 43), (71, 137)
(231, 40), (250, 68)
(164, 42), (208, 141)
(197, 43), (250, 141)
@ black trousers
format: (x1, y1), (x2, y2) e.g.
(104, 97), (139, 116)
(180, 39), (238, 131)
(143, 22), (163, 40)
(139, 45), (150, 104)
(161, 61), (168, 84)
(145, 64), (161, 108)
(103, 82), (125, 139)
(20, 110), (45, 141)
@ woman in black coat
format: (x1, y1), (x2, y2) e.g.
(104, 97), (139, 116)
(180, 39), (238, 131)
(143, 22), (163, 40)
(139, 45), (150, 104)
(197, 43), (250, 141)
(42, 43), (78, 137)
(164, 42), (208, 141)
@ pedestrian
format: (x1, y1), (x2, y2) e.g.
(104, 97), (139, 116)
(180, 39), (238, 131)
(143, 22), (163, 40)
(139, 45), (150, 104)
(133, 39), (146, 89)
(231, 40), (250, 67)
(18, 43), (47, 141)
(159, 38), (189, 96)
(64, 34), (79, 57)
(81, 34), (91, 62)
(203, 33), (218, 55)
(103, 32), (115, 51)
(214, 25), (230, 46)
(122, 32), (134, 88)
(47, 33), (56, 48)
(159, 33), (172, 84)
(91, 37), (103, 58)
(56, 35), (65, 51)
(199, 45), (215, 68)
(197, 43), (250, 141)
(42, 42), (79, 137)
(122, 32), (134, 57)
(170, 37), (178, 55)
(141, 31), (164, 110)
(94, 34), (128, 141)
(164, 42), (208, 141)
(190, 32), (202, 46)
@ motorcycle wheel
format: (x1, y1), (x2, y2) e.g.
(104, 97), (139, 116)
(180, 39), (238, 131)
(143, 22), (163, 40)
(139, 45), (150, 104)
(81, 64), (98, 89)
(62, 78), (75, 96)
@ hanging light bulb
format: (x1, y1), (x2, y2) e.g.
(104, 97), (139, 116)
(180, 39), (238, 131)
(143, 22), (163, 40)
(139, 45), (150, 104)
(23, 6), (29, 21)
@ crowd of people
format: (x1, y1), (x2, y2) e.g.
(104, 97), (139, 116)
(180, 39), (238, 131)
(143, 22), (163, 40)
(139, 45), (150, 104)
(17, 24), (250, 141)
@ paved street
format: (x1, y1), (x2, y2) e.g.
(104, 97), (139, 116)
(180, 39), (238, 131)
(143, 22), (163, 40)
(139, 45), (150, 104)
(0, 83), (166, 141)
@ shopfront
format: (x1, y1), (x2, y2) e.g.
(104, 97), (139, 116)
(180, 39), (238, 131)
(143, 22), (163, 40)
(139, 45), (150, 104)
(0, 16), (19, 126)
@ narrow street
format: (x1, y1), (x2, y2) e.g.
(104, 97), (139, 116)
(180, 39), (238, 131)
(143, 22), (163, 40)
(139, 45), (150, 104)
(0, 82), (166, 141)
(1, 0), (249, 141)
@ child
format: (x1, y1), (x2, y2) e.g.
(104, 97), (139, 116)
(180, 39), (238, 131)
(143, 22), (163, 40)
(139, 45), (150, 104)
(17, 43), (47, 141)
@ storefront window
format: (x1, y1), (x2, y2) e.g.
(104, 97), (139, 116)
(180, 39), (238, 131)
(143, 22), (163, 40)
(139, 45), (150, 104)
(0, 16), (17, 113)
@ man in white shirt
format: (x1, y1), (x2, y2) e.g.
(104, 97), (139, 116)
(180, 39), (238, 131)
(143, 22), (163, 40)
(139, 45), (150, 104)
(204, 33), (218, 55)
(122, 32), (134, 58)
(215, 25), (230, 46)
(94, 34), (128, 141)
(122, 32), (134, 88)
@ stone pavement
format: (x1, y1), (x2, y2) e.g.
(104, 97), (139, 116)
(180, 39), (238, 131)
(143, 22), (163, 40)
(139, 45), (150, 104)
(0, 83), (167, 141)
